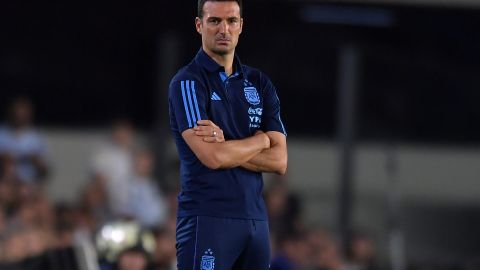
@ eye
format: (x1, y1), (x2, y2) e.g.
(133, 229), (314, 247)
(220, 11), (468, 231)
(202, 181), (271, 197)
(208, 18), (220, 25)
(228, 18), (239, 24)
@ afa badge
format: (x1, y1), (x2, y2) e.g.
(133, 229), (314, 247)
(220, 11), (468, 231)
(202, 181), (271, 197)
(244, 86), (260, 105)
(201, 249), (215, 270)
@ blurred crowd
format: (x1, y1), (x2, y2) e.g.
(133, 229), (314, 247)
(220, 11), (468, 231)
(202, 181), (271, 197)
(0, 98), (177, 270)
(0, 97), (380, 270)
(265, 177), (379, 270)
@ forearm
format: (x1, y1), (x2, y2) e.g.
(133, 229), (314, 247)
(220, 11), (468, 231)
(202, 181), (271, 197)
(241, 145), (287, 174)
(241, 131), (287, 174)
(183, 129), (270, 170)
(214, 134), (270, 169)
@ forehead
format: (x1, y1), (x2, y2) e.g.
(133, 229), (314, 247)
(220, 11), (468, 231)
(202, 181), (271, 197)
(202, 1), (241, 18)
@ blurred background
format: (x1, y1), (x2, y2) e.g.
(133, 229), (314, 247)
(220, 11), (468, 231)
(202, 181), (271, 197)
(1, 0), (480, 269)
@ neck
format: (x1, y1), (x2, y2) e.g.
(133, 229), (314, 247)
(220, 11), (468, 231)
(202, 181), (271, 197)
(203, 47), (235, 76)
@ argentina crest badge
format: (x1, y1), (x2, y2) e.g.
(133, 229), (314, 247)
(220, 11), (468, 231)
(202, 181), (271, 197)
(244, 86), (260, 105)
(201, 249), (215, 270)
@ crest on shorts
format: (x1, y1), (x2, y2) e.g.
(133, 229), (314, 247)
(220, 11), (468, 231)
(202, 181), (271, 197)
(201, 249), (215, 270)
(244, 86), (260, 105)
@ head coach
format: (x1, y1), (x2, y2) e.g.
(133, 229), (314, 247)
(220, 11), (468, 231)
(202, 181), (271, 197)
(168, 0), (288, 269)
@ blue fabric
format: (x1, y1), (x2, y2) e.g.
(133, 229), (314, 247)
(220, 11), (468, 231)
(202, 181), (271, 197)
(0, 126), (47, 183)
(176, 216), (270, 270)
(168, 49), (286, 220)
(270, 253), (296, 270)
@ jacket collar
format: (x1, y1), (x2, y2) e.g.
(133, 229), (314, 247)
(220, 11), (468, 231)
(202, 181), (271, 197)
(195, 48), (245, 76)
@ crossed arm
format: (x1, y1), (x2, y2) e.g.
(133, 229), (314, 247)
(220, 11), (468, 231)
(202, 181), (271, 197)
(181, 120), (287, 175)
(240, 131), (287, 175)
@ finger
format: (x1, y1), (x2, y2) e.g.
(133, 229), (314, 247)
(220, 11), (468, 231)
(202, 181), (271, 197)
(215, 132), (225, 142)
(195, 130), (212, 136)
(198, 120), (219, 129)
(194, 125), (209, 131)
(194, 125), (211, 133)
(203, 137), (217, 143)
(197, 120), (214, 126)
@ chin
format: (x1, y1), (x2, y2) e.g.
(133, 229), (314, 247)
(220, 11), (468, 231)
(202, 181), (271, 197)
(212, 47), (232, 56)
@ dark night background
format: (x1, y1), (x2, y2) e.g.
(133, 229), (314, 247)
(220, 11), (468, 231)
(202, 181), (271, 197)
(2, 1), (480, 143)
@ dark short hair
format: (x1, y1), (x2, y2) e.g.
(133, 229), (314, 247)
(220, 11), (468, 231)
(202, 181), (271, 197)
(197, 0), (243, 18)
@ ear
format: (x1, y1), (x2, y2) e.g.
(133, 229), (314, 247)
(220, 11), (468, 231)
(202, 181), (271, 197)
(239, 18), (244, 34)
(195, 17), (202, 35)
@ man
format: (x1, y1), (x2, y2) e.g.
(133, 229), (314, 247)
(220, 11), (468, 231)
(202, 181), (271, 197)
(90, 119), (135, 218)
(168, 0), (287, 269)
(0, 97), (48, 184)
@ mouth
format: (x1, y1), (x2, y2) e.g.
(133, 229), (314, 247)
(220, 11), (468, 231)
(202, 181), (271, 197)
(216, 39), (231, 46)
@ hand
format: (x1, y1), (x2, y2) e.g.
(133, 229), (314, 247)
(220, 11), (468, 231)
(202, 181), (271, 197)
(194, 120), (225, 143)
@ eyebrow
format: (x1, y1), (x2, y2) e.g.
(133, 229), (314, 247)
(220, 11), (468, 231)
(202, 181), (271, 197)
(207, 16), (240, 21)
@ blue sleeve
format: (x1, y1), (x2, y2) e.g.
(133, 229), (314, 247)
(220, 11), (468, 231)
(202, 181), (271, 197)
(168, 78), (209, 134)
(261, 77), (287, 136)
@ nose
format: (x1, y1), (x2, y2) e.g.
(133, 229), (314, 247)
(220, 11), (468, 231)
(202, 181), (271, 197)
(219, 21), (228, 34)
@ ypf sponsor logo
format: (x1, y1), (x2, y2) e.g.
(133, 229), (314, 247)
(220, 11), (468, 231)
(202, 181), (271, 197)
(248, 107), (262, 128)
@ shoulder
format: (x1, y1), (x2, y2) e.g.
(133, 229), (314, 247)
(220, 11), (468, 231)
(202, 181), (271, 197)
(242, 65), (277, 95)
(242, 65), (274, 86)
(169, 60), (205, 86)
(24, 128), (45, 145)
(169, 63), (208, 95)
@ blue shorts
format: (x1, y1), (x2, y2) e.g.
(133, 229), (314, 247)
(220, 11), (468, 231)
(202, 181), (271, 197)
(176, 215), (270, 270)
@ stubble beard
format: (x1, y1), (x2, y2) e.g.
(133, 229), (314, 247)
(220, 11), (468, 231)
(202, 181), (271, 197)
(211, 46), (230, 56)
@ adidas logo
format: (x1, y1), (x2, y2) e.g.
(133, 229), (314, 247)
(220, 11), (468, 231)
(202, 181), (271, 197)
(211, 92), (222, 101)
